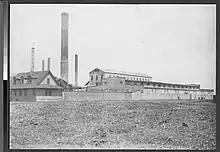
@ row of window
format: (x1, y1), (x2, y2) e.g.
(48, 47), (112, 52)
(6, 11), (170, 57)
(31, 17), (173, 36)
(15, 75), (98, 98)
(91, 74), (150, 81)
(91, 75), (103, 81)
(145, 83), (197, 89)
(14, 89), (35, 96)
(13, 89), (60, 96)
(146, 89), (192, 93)
(108, 75), (149, 81)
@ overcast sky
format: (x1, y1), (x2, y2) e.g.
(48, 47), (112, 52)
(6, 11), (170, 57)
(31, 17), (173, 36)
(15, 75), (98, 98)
(10, 4), (216, 92)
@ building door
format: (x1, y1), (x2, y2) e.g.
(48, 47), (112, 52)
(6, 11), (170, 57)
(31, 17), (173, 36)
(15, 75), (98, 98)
(45, 90), (47, 96)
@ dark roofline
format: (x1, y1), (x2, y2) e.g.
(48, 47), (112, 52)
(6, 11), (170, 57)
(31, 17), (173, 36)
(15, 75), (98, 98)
(126, 80), (200, 87)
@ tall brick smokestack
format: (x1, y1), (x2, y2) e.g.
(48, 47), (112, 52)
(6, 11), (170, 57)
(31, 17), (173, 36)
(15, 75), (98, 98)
(60, 12), (69, 83)
(42, 60), (44, 71)
(48, 58), (50, 71)
(75, 54), (78, 86)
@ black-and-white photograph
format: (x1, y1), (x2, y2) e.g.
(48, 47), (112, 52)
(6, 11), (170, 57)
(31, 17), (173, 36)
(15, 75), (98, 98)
(10, 4), (216, 149)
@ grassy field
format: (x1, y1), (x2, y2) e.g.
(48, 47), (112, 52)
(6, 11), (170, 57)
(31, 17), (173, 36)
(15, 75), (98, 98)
(10, 100), (216, 149)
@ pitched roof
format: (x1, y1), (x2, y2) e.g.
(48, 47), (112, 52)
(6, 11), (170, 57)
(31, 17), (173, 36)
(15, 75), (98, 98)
(54, 77), (70, 88)
(14, 71), (49, 85)
(93, 68), (152, 78)
(11, 70), (61, 89)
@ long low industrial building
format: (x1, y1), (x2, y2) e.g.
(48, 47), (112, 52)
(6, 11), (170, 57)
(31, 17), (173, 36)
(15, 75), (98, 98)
(62, 68), (214, 101)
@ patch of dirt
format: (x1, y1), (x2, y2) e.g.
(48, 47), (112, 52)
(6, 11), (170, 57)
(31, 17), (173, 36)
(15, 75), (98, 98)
(10, 100), (216, 149)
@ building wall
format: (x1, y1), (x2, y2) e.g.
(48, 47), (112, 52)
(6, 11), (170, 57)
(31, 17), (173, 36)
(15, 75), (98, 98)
(131, 88), (213, 100)
(40, 74), (57, 85)
(63, 91), (132, 101)
(86, 76), (213, 100)
(63, 88), (213, 102)
(36, 96), (62, 101)
(103, 77), (126, 88)
(11, 88), (61, 101)
(89, 70), (104, 86)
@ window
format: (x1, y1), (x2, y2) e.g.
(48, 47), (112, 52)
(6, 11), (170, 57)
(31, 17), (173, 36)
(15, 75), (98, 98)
(33, 89), (36, 95)
(29, 76), (32, 84)
(101, 75), (103, 80)
(96, 75), (98, 80)
(21, 76), (24, 84)
(14, 90), (16, 95)
(152, 89), (154, 92)
(91, 75), (93, 80)
(153, 84), (155, 87)
(24, 90), (27, 96)
(47, 78), (50, 84)
(158, 84), (161, 87)
(104, 82), (107, 84)
(49, 90), (51, 96)
(19, 90), (22, 96)
(120, 81), (123, 84)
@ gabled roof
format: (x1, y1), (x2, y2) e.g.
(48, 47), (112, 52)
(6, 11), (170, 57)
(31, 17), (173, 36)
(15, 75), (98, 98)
(11, 70), (61, 89)
(14, 71), (49, 85)
(90, 68), (152, 78)
(54, 77), (69, 88)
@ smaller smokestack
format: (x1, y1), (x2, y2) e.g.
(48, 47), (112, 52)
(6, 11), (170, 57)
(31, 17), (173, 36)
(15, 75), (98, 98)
(42, 60), (44, 71)
(48, 58), (50, 71)
(75, 54), (78, 86)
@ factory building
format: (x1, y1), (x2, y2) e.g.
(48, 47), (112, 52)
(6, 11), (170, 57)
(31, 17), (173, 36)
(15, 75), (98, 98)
(83, 68), (214, 100)
(86, 68), (200, 90)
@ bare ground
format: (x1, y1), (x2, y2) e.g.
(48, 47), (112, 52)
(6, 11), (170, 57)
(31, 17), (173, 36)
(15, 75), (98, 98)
(10, 100), (216, 149)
